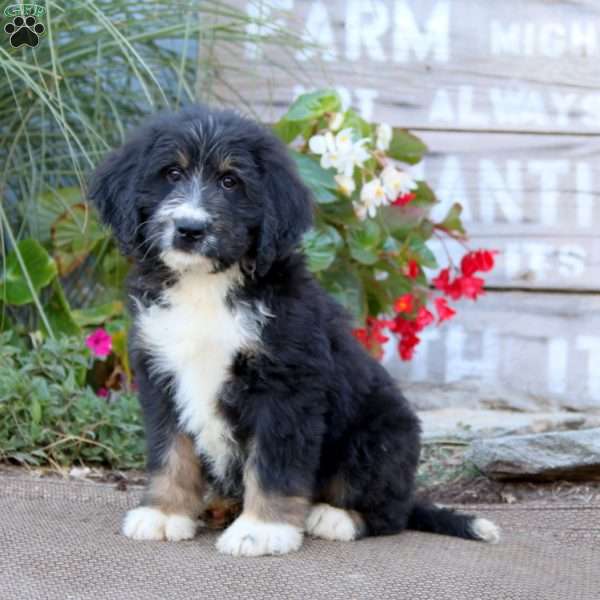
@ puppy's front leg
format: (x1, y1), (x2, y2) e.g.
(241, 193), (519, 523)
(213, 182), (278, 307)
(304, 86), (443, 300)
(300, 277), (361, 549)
(122, 361), (206, 542)
(123, 432), (206, 541)
(216, 455), (309, 557)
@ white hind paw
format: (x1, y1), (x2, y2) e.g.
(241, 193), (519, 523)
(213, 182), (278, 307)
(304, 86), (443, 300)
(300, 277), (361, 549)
(471, 518), (500, 544)
(306, 504), (359, 542)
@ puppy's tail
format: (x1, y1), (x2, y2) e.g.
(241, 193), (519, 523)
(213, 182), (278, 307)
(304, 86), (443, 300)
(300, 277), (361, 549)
(407, 501), (500, 543)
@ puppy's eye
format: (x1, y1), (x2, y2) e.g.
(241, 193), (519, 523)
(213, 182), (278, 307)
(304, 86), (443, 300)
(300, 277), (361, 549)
(165, 167), (183, 183)
(220, 174), (238, 190)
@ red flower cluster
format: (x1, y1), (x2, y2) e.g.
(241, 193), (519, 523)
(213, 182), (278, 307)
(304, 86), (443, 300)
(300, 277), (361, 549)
(353, 317), (391, 360)
(461, 249), (496, 275)
(353, 249), (498, 362)
(433, 250), (496, 302)
(390, 305), (435, 360)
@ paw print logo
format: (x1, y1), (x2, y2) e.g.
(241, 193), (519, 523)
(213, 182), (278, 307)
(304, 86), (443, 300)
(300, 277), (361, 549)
(4, 15), (45, 48)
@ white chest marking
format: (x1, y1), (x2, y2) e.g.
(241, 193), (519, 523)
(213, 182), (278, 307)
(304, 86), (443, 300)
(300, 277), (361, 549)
(137, 266), (262, 480)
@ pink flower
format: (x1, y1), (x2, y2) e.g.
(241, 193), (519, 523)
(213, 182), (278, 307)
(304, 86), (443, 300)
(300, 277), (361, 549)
(96, 387), (109, 398)
(86, 328), (112, 358)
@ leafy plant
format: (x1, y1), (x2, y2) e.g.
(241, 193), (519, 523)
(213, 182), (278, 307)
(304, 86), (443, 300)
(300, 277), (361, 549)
(0, 0), (304, 330)
(275, 90), (497, 360)
(0, 332), (144, 468)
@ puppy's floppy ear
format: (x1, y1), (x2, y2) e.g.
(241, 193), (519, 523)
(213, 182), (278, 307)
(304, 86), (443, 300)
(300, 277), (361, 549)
(88, 138), (142, 256)
(256, 141), (313, 276)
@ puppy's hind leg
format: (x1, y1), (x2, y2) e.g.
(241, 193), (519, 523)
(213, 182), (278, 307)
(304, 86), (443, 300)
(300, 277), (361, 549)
(305, 504), (366, 542)
(123, 433), (206, 542)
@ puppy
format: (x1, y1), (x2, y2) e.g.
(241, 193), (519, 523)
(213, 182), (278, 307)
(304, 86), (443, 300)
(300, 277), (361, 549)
(89, 105), (499, 556)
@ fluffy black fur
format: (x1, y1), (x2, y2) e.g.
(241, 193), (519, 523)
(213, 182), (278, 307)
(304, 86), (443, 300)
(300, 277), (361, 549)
(89, 105), (490, 543)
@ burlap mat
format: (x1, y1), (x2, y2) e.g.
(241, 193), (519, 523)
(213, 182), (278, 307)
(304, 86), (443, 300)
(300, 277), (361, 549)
(1, 474), (598, 599)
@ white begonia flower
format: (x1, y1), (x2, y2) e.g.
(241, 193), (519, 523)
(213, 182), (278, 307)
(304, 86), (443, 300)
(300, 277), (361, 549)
(335, 128), (354, 153)
(351, 138), (370, 168)
(356, 178), (387, 220)
(334, 174), (356, 197)
(329, 112), (344, 131)
(309, 131), (340, 171)
(353, 201), (368, 221)
(376, 123), (393, 151)
(308, 131), (335, 156)
(361, 178), (387, 207)
(336, 137), (370, 178)
(308, 134), (327, 155)
(380, 165), (418, 201)
(309, 129), (371, 178)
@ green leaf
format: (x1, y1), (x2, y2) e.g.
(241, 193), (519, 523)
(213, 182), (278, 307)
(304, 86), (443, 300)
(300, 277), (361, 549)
(283, 89), (342, 122)
(388, 129), (428, 165)
(45, 279), (81, 337)
(28, 187), (83, 244)
(30, 397), (42, 425)
(412, 181), (438, 207)
(343, 109), (373, 138)
(348, 221), (381, 265)
(272, 119), (303, 144)
(380, 206), (424, 241)
(292, 151), (338, 204)
(384, 270), (413, 299)
(318, 265), (366, 324)
(95, 246), (130, 293)
(0, 240), (57, 305)
(51, 204), (107, 276)
(302, 225), (343, 272)
(72, 301), (125, 327)
(319, 200), (356, 226)
(407, 235), (438, 269)
(439, 203), (466, 236)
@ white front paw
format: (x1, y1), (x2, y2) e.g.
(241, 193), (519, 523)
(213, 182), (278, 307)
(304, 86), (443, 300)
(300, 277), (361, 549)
(216, 514), (303, 557)
(122, 506), (197, 541)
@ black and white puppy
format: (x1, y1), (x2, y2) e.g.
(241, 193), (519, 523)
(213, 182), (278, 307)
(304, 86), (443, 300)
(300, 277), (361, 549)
(89, 105), (499, 556)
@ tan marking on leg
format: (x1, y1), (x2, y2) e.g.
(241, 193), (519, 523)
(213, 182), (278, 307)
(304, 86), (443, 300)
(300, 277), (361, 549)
(243, 462), (308, 529)
(144, 433), (206, 517)
(215, 456), (308, 556)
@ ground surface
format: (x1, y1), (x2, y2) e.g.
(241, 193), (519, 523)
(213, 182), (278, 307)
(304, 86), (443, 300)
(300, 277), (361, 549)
(1, 472), (599, 600)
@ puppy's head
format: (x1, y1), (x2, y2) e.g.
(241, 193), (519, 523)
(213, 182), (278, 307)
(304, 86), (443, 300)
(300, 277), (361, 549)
(89, 105), (313, 276)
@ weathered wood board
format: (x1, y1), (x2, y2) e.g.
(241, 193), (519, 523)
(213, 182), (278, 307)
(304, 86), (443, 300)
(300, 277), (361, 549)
(215, 0), (600, 133)
(207, 0), (600, 406)
(414, 131), (600, 291)
(385, 291), (600, 410)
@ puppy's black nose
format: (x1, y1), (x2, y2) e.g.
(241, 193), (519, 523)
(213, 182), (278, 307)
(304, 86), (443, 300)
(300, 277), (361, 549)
(174, 218), (207, 241)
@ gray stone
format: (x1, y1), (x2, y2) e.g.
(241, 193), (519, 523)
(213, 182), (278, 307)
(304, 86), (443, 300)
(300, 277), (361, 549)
(466, 428), (600, 480)
(419, 408), (595, 442)
(400, 380), (599, 413)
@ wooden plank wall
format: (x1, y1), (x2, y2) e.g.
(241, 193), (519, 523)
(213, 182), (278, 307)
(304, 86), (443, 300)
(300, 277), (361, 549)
(212, 0), (600, 410)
